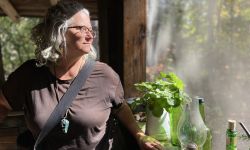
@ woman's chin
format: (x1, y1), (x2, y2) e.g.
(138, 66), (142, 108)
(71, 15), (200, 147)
(80, 49), (91, 55)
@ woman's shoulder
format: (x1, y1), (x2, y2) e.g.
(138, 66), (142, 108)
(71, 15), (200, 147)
(95, 61), (113, 70)
(8, 59), (44, 79)
(16, 59), (39, 70)
(94, 61), (120, 81)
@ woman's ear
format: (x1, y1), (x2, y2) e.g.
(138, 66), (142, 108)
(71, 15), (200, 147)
(58, 41), (65, 53)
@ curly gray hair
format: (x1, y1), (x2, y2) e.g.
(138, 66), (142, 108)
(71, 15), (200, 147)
(31, 0), (96, 66)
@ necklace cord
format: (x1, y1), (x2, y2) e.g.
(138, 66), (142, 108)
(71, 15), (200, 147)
(53, 57), (85, 102)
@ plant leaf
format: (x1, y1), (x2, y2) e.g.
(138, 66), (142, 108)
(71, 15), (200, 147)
(132, 72), (191, 117)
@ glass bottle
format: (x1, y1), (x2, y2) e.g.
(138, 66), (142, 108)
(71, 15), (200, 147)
(226, 120), (237, 150)
(170, 105), (183, 146)
(198, 98), (205, 120)
(198, 97), (212, 150)
(177, 99), (207, 150)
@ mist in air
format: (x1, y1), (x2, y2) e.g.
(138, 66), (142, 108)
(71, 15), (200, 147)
(147, 0), (250, 149)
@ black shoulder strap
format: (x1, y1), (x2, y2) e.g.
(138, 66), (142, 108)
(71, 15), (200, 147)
(34, 59), (96, 150)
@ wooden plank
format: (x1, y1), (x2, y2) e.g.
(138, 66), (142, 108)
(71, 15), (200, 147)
(123, 0), (146, 98)
(0, 136), (17, 142)
(0, 0), (20, 22)
(0, 128), (18, 149)
(0, 0), (98, 19)
(0, 144), (17, 150)
(0, 117), (26, 149)
(0, 128), (19, 137)
(49, 0), (59, 6)
(0, 117), (25, 129)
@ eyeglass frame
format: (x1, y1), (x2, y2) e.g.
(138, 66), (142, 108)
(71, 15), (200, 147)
(68, 25), (96, 38)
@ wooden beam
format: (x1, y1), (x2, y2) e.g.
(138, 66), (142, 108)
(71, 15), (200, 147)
(97, 0), (110, 64)
(0, 43), (5, 86)
(123, 0), (147, 98)
(50, 0), (60, 6)
(98, 0), (124, 81)
(0, 0), (19, 22)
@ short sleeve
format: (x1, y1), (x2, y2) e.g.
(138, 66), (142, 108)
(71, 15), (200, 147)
(110, 79), (125, 108)
(1, 60), (35, 110)
(2, 72), (24, 110)
(95, 62), (125, 109)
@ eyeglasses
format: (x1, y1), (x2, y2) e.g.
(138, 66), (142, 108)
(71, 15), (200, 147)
(68, 25), (96, 38)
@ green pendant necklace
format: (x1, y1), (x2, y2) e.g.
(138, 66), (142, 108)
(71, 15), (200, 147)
(53, 71), (70, 134)
(54, 65), (69, 134)
(53, 57), (85, 134)
(61, 109), (70, 133)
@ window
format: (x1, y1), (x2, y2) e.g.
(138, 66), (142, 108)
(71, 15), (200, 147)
(147, 0), (250, 149)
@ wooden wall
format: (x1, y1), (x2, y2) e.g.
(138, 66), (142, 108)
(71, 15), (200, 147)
(0, 112), (26, 150)
(123, 0), (146, 97)
(98, 0), (146, 98)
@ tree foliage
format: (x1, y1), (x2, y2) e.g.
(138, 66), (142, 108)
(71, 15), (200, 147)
(0, 17), (40, 77)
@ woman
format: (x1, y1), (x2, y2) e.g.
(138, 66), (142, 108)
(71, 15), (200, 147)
(0, 0), (163, 150)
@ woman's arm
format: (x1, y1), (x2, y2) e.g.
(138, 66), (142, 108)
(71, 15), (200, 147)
(0, 90), (12, 123)
(115, 102), (163, 150)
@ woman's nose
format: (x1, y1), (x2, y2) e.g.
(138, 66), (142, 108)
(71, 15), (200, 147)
(85, 34), (93, 42)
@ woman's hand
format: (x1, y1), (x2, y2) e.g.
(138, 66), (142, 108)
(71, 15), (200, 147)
(137, 132), (164, 150)
(114, 103), (163, 149)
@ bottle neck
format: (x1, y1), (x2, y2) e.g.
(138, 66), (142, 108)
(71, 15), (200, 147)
(199, 102), (205, 122)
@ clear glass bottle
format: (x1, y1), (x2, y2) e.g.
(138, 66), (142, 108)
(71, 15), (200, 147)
(226, 120), (237, 150)
(177, 99), (207, 150)
(198, 97), (212, 150)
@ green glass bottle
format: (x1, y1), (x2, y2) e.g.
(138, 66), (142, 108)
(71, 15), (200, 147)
(198, 97), (212, 150)
(226, 120), (237, 150)
(170, 105), (182, 146)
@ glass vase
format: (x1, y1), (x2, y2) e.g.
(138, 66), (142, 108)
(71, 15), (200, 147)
(177, 99), (207, 150)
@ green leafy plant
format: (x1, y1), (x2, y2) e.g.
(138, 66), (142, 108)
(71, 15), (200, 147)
(131, 72), (191, 117)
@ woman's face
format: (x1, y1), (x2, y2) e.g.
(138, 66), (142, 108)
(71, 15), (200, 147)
(65, 11), (94, 57)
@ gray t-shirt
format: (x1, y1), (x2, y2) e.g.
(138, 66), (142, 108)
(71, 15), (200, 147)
(2, 59), (125, 150)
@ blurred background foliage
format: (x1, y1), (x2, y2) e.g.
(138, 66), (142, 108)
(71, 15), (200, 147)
(0, 17), (39, 77)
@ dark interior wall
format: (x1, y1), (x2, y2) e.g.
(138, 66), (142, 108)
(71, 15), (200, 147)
(98, 0), (124, 84)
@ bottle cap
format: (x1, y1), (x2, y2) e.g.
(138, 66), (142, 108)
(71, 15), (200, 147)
(196, 97), (204, 104)
(228, 119), (236, 131)
(186, 143), (198, 150)
(195, 96), (204, 104)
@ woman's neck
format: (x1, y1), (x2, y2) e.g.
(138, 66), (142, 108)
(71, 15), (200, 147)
(51, 56), (86, 80)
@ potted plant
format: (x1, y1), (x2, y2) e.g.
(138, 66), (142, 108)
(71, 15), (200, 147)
(131, 72), (191, 142)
